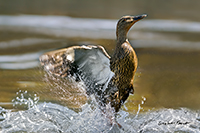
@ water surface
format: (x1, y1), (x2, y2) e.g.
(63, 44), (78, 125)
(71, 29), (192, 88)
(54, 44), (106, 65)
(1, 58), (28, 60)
(0, 15), (200, 132)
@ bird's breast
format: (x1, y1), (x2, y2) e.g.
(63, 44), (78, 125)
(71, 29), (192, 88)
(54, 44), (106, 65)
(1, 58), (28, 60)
(111, 42), (138, 87)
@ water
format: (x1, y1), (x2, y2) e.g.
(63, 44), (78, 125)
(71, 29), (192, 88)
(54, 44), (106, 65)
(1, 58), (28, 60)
(12, 90), (39, 110)
(0, 14), (200, 132)
(1, 103), (200, 132)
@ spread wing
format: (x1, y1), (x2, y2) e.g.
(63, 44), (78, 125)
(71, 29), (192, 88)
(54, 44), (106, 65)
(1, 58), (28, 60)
(40, 45), (114, 91)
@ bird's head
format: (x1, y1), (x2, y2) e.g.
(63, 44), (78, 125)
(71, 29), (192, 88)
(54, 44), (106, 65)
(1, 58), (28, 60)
(116, 14), (147, 42)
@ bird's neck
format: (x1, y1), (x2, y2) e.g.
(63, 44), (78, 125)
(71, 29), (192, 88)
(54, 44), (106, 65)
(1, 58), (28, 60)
(116, 29), (127, 44)
(113, 37), (130, 58)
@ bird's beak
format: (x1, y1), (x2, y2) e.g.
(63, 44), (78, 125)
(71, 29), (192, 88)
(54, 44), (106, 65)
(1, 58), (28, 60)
(132, 14), (147, 21)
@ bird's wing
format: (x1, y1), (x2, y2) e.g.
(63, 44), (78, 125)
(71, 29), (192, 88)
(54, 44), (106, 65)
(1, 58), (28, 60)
(40, 46), (77, 77)
(40, 45), (114, 89)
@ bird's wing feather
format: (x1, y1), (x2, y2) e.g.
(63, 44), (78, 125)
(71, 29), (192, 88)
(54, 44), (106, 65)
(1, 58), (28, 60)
(40, 45), (114, 89)
(40, 46), (77, 77)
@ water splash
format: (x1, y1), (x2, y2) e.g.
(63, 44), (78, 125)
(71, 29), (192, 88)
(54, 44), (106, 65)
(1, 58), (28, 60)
(1, 102), (200, 132)
(0, 102), (121, 132)
(12, 90), (39, 110)
(0, 107), (7, 121)
(37, 70), (88, 111)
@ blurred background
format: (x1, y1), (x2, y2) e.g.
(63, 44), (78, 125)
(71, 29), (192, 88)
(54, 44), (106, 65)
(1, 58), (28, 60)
(0, 0), (200, 113)
(1, 0), (200, 21)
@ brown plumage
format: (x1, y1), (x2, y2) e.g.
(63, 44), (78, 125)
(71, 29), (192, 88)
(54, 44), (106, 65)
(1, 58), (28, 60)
(40, 14), (147, 116)
(109, 14), (147, 112)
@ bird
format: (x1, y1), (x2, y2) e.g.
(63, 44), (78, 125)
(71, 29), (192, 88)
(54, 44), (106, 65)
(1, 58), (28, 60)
(40, 14), (147, 126)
